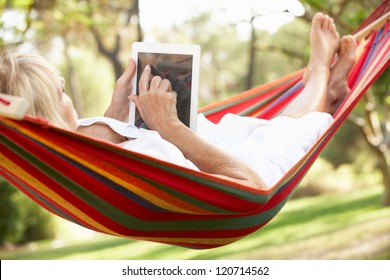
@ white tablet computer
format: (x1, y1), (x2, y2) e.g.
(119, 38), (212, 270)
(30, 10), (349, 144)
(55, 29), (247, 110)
(129, 42), (201, 131)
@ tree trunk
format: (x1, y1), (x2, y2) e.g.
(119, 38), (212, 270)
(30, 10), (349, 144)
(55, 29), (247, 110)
(350, 90), (390, 207)
(363, 91), (390, 207)
(133, 0), (143, 42)
(88, 0), (141, 80)
(246, 16), (256, 90)
(63, 37), (85, 118)
(375, 148), (390, 206)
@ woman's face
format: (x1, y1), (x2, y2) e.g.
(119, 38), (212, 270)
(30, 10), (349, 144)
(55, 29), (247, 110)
(59, 77), (78, 130)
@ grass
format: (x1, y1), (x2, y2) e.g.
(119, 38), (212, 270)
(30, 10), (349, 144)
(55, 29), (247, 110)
(1, 186), (389, 260)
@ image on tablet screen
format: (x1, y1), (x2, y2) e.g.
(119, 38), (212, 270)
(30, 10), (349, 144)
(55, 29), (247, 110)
(135, 53), (193, 129)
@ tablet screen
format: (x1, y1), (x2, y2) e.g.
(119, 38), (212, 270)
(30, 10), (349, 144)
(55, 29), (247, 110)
(129, 42), (200, 131)
(135, 53), (193, 129)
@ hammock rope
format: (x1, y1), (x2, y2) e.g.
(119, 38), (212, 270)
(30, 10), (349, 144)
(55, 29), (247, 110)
(0, 3), (389, 249)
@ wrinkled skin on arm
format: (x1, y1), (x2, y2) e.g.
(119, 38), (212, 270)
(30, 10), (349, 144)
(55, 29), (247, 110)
(130, 65), (267, 190)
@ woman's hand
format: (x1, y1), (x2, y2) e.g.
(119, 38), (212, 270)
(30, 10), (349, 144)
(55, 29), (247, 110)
(129, 64), (267, 190)
(104, 58), (136, 122)
(130, 65), (180, 131)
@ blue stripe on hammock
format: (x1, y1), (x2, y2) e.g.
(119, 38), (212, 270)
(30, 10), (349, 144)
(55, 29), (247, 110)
(357, 26), (388, 81)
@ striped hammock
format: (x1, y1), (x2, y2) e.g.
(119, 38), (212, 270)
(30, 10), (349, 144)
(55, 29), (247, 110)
(1, 5), (389, 249)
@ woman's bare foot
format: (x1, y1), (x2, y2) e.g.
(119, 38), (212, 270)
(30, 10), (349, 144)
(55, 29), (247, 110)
(281, 13), (340, 118)
(304, 13), (340, 84)
(326, 35), (357, 114)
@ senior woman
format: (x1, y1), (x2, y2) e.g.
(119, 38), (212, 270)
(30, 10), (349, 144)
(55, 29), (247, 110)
(0, 13), (356, 189)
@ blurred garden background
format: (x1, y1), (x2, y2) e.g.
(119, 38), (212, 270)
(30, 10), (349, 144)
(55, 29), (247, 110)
(0, 0), (389, 260)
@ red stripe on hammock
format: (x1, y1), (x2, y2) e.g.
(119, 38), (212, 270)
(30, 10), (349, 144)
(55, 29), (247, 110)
(15, 120), (270, 212)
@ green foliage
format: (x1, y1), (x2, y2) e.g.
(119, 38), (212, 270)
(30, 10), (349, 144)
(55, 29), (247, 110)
(0, 178), (55, 245)
(373, 68), (390, 105)
(0, 0), (34, 47)
(0, 0), (34, 9)
(322, 121), (368, 167)
(0, 179), (25, 243)
(299, 0), (384, 37)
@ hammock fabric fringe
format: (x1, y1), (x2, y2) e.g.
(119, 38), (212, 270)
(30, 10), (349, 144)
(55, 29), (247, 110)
(1, 2), (389, 249)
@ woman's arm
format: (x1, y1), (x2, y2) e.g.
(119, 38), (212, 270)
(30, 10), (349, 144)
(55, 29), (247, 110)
(130, 65), (267, 190)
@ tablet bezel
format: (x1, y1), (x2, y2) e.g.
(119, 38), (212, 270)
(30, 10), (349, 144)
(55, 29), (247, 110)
(129, 42), (201, 131)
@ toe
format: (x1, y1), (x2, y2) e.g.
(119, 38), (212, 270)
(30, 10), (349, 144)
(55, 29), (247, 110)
(339, 36), (348, 55)
(330, 19), (338, 35)
(340, 35), (357, 57)
(322, 15), (331, 30)
(345, 35), (357, 49)
(312, 13), (325, 28)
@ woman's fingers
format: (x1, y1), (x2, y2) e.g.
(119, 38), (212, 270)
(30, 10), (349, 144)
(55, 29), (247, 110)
(150, 76), (162, 92)
(139, 65), (152, 92)
(139, 65), (173, 94)
(159, 79), (172, 93)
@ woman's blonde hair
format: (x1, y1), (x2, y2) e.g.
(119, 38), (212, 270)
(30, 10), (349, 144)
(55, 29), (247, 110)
(0, 48), (70, 129)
